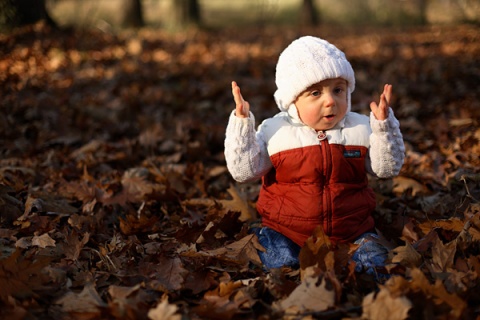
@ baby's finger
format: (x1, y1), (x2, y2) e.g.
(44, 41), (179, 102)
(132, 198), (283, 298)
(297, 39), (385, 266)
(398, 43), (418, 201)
(383, 84), (392, 106)
(232, 81), (244, 106)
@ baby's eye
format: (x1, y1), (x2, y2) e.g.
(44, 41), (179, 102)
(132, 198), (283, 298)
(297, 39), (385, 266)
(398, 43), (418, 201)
(334, 87), (345, 94)
(311, 90), (320, 97)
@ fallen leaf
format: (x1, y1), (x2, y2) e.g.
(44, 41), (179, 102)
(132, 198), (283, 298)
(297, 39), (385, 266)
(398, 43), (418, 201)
(32, 233), (56, 248)
(62, 229), (90, 261)
(19, 193), (77, 221)
(148, 296), (181, 320)
(218, 184), (255, 222)
(0, 249), (51, 300)
(193, 281), (245, 319)
(431, 235), (456, 272)
(392, 176), (429, 197)
(391, 242), (422, 268)
(362, 285), (412, 320)
(107, 284), (153, 319)
(146, 256), (188, 292)
(120, 167), (156, 203)
(277, 275), (336, 313)
(56, 282), (107, 316)
(204, 234), (264, 267)
(409, 268), (467, 318)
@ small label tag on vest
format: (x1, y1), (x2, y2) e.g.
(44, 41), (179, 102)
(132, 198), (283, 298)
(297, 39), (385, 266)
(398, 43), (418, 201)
(343, 150), (361, 158)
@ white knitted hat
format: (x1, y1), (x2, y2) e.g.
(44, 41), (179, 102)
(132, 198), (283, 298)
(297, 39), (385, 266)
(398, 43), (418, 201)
(274, 36), (355, 112)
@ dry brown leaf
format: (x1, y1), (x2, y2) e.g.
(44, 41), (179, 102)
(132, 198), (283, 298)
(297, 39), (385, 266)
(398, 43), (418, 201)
(32, 233), (56, 248)
(277, 275), (336, 313)
(218, 184), (254, 221)
(391, 242), (422, 268)
(107, 284), (149, 319)
(148, 296), (181, 320)
(56, 282), (107, 316)
(108, 284), (141, 301)
(392, 176), (429, 196)
(0, 249), (51, 300)
(62, 229), (90, 261)
(204, 234), (264, 267)
(0, 228), (17, 241)
(401, 219), (420, 243)
(362, 286), (412, 320)
(152, 256), (188, 292)
(120, 167), (156, 203)
(17, 192), (77, 223)
(409, 268), (467, 318)
(183, 269), (219, 295)
(193, 281), (245, 318)
(15, 237), (32, 249)
(299, 225), (350, 276)
(417, 218), (465, 236)
(431, 236), (456, 272)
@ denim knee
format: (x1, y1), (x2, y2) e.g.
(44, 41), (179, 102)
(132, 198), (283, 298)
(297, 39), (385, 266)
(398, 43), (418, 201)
(251, 226), (300, 269)
(352, 232), (389, 279)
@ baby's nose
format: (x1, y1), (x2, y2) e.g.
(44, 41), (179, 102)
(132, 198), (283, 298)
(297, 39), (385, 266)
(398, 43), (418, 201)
(324, 94), (336, 107)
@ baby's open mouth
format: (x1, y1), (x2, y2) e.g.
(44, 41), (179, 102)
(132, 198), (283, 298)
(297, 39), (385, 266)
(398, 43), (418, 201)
(325, 114), (335, 119)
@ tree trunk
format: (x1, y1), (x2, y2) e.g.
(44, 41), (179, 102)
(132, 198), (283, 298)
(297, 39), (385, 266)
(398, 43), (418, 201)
(172, 0), (202, 28)
(121, 0), (144, 28)
(418, 0), (428, 25)
(0, 0), (56, 28)
(300, 0), (320, 26)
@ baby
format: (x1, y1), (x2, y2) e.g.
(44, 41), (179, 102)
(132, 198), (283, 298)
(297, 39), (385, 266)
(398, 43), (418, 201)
(224, 36), (405, 276)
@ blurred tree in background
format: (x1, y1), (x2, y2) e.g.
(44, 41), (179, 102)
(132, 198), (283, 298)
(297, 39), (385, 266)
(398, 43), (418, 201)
(0, 0), (56, 29)
(301, 0), (319, 26)
(1, 0), (479, 31)
(121, 0), (144, 27)
(172, 0), (202, 28)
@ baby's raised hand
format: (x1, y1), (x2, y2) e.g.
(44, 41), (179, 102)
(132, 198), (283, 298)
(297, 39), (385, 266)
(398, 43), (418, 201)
(370, 84), (392, 121)
(232, 81), (250, 118)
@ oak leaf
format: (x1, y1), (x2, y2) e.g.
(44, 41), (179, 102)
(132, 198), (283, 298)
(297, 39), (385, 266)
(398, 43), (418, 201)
(61, 229), (90, 261)
(362, 286), (412, 320)
(276, 275), (336, 313)
(204, 234), (264, 267)
(193, 281), (245, 319)
(32, 233), (56, 248)
(56, 282), (107, 316)
(392, 176), (429, 197)
(146, 256), (188, 292)
(391, 242), (422, 268)
(218, 184), (255, 222)
(431, 235), (456, 272)
(19, 193), (77, 221)
(148, 296), (181, 320)
(0, 249), (51, 301)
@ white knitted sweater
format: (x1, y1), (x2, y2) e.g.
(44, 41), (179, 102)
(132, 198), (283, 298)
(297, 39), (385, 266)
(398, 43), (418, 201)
(224, 106), (405, 183)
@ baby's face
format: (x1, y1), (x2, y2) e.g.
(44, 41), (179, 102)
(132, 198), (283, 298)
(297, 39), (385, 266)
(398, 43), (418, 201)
(294, 78), (348, 131)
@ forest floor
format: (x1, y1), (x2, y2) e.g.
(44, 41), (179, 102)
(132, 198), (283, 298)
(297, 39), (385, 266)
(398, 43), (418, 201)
(0, 22), (480, 319)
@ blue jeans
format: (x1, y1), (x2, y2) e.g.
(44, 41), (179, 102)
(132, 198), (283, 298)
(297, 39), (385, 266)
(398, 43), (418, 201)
(251, 227), (389, 278)
(250, 227), (301, 269)
(351, 232), (390, 278)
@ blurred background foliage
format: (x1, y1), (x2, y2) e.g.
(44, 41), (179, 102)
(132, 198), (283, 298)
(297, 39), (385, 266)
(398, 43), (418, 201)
(1, 0), (479, 32)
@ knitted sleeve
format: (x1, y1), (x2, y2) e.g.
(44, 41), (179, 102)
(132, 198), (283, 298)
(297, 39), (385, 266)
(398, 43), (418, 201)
(368, 109), (405, 178)
(224, 111), (273, 183)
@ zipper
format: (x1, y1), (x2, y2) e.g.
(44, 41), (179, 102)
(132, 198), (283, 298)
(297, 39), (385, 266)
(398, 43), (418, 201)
(317, 130), (332, 236)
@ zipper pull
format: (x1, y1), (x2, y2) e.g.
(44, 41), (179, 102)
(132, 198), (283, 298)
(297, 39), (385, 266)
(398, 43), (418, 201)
(317, 131), (327, 141)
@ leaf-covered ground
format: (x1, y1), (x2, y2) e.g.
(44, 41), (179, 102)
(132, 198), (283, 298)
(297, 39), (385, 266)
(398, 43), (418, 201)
(1, 22), (479, 319)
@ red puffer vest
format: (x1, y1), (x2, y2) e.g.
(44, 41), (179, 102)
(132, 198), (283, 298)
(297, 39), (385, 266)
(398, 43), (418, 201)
(256, 138), (376, 247)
